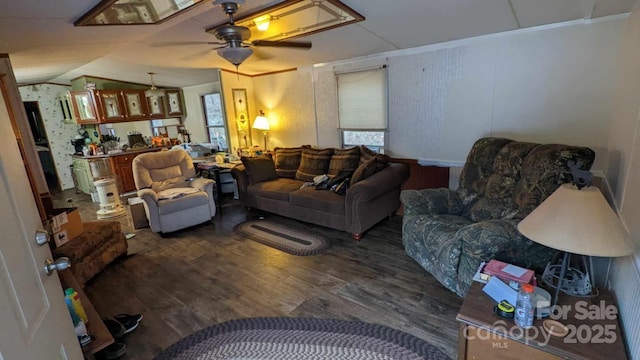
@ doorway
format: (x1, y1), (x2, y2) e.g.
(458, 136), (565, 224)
(23, 101), (59, 191)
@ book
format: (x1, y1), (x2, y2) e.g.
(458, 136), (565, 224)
(483, 259), (535, 285)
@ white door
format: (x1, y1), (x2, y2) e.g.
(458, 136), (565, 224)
(0, 60), (83, 359)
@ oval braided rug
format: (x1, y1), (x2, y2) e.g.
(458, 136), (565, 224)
(155, 317), (450, 360)
(234, 220), (331, 256)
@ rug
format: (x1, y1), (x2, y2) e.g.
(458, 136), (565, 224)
(155, 317), (450, 360)
(233, 220), (331, 256)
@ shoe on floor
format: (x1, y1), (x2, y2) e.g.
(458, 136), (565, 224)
(95, 342), (127, 360)
(103, 318), (125, 339)
(113, 313), (143, 334)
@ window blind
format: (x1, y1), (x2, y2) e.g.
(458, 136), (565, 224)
(337, 67), (387, 130)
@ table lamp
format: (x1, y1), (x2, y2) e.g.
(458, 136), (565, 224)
(517, 172), (633, 306)
(252, 110), (270, 151)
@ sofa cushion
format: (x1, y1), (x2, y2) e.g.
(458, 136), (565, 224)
(295, 147), (334, 182)
(273, 147), (303, 178)
(241, 154), (278, 184)
(248, 178), (305, 201)
(328, 147), (361, 176)
(360, 145), (390, 172)
(350, 157), (377, 186)
(290, 188), (346, 214)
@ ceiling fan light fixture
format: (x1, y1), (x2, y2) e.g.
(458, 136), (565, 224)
(217, 47), (253, 66)
(145, 72), (165, 98)
(254, 15), (271, 31)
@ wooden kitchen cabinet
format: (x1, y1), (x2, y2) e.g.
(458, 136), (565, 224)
(165, 89), (185, 116)
(95, 90), (127, 123)
(146, 93), (166, 118)
(122, 89), (150, 121)
(70, 90), (99, 124)
(110, 153), (137, 193)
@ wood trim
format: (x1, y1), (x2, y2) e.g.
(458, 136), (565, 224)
(69, 74), (165, 89)
(74, 0), (207, 26)
(0, 58), (50, 221)
(18, 81), (71, 88)
(207, 0), (365, 41)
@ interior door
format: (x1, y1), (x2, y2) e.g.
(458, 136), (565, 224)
(0, 56), (82, 359)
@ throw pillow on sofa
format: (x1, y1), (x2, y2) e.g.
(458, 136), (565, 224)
(295, 147), (334, 182)
(273, 147), (303, 178)
(241, 154), (278, 184)
(350, 157), (377, 186)
(360, 145), (390, 172)
(328, 147), (360, 176)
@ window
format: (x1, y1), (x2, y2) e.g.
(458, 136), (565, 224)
(202, 93), (229, 151)
(336, 66), (387, 152)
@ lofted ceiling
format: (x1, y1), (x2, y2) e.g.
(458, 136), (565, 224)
(0, 0), (635, 87)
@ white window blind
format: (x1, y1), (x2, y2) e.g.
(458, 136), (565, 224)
(337, 67), (387, 130)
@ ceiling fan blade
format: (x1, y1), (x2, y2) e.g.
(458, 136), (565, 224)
(252, 47), (275, 61)
(152, 41), (225, 47)
(251, 40), (312, 49)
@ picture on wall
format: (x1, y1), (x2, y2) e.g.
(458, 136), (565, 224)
(232, 88), (252, 149)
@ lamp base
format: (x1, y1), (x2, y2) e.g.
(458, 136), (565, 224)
(542, 252), (597, 306)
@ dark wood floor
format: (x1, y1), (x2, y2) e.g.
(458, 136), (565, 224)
(53, 189), (463, 359)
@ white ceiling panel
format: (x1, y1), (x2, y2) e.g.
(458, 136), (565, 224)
(510, 0), (589, 27)
(347, 0), (518, 49)
(0, 0), (633, 86)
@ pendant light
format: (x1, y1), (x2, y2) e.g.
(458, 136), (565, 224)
(145, 72), (164, 98)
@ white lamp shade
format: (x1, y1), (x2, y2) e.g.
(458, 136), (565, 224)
(252, 115), (270, 131)
(517, 184), (633, 257)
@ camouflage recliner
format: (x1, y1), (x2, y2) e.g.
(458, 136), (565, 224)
(400, 137), (595, 297)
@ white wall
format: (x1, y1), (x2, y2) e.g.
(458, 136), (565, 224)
(606, 8), (640, 359)
(19, 84), (76, 190)
(182, 79), (222, 144)
(220, 70), (257, 153)
(252, 67), (317, 149)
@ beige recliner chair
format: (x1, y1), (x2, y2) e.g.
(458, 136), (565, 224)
(132, 149), (216, 234)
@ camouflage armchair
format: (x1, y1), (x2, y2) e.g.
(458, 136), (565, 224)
(400, 137), (595, 296)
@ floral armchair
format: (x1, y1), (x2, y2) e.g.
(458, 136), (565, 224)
(400, 137), (595, 296)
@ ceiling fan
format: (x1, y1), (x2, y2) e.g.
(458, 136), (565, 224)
(211, 0), (312, 67)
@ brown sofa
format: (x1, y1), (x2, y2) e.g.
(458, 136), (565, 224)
(231, 146), (409, 240)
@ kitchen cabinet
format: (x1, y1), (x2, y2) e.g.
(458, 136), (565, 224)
(72, 158), (95, 195)
(95, 90), (127, 122)
(165, 89), (185, 116)
(70, 90), (99, 124)
(122, 89), (150, 121)
(69, 88), (185, 124)
(146, 93), (166, 118)
(111, 153), (138, 193)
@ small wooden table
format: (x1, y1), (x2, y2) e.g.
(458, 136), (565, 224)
(456, 282), (627, 360)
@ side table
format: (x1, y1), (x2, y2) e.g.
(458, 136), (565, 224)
(456, 282), (627, 360)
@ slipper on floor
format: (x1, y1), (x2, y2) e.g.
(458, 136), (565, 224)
(102, 319), (125, 339)
(114, 313), (143, 324)
(95, 342), (127, 360)
(113, 313), (142, 334)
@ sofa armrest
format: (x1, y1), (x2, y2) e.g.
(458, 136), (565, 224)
(190, 177), (214, 193)
(231, 164), (250, 203)
(346, 163), (409, 203)
(190, 177), (216, 215)
(400, 188), (463, 217)
(456, 219), (555, 293)
(137, 188), (161, 232)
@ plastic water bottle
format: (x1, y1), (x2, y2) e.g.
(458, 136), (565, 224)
(514, 283), (535, 329)
(65, 288), (89, 324)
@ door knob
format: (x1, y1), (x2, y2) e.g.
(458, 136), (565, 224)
(35, 229), (49, 246)
(44, 257), (71, 276)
